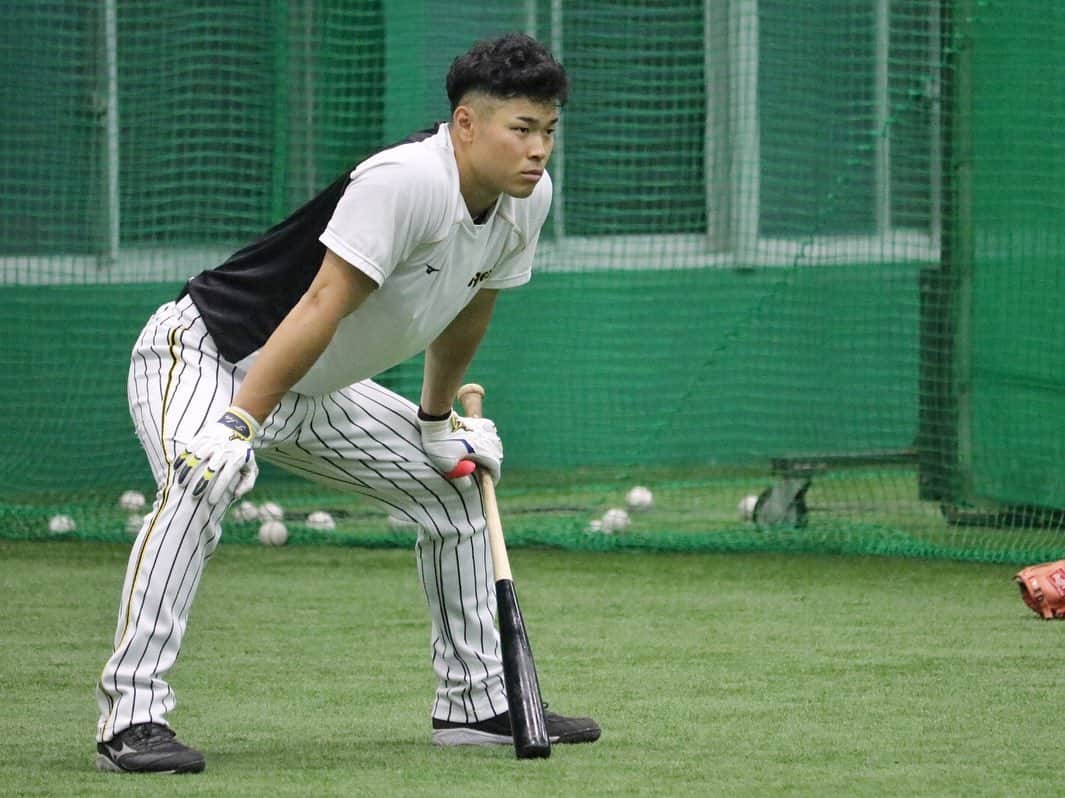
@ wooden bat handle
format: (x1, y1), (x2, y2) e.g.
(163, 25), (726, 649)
(456, 382), (485, 419)
(456, 383), (511, 581)
(456, 383), (549, 758)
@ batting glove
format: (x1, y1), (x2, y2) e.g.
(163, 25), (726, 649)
(418, 411), (503, 484)
(175, 406), (260, 505)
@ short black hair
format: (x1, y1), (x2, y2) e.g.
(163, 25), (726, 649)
(446, 33), (568, 111)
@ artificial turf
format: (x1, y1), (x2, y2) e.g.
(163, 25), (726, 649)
(1, 539), (1061, 797)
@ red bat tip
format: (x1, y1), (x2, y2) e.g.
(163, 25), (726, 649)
(445, 460), (477, 479)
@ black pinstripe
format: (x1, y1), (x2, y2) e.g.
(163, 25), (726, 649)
(317, 392), (493, 717)
(98, 297), (507, 741)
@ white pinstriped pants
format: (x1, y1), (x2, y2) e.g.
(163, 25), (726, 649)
(96, 296), (507, 741)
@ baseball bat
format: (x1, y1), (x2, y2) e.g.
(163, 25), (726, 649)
(456, 383), (551, 760)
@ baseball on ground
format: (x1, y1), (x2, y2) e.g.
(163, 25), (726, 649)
(738, 494), (759, 521)
(48, 514), (76, 534)
(625, 485), (654, 511)
(118, 490), (147, 512)
(230, 500), (260, 522)
(387, 513), (420, 531)
(600, 507), (631, 533)
(258, 520), (288, 546)
(305, 510), (336, 532)
(125, 513), (148, 536)
(259, 501), (284, 521)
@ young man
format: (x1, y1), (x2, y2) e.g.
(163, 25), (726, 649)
(95, 32), (599, 774)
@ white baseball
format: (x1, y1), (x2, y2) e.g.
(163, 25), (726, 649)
(230, 500), (260, 522)
(738, 494), (759, 521)
(600, 507), (631, 533)
(258, 520), (288, 546)
(387, 513), (420, 531)
(259, 501), (284, 521)
(48, 514), (76, 534)
(625, 485), (654, 511)
(125, 513), (149, 536)
(118, 490), (147, 512)
(305, 510), (336, 532)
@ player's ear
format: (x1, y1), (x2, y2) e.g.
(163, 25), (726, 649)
(452, 103), (476, 143)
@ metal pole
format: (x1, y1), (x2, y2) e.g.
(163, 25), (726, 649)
(103, 0), (120, 267)
(874, 0), (891, 237)
(730, 0), (759, 260)
(550, 0), (565, 241)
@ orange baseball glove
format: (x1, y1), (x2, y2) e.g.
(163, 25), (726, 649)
(1015, 560), (1065, 619)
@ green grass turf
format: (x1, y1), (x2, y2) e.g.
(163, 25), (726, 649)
(2, 539), (1063, 797)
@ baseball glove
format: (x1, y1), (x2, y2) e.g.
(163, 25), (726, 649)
(1014, 560), (1065, 619)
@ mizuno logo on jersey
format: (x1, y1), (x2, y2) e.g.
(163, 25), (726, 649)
(424, 263), (441, 275)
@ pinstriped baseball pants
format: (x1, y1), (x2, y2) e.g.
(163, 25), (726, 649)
(96, 296), (507, 742)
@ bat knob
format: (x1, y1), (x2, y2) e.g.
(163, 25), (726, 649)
(445, 460), (477, 479)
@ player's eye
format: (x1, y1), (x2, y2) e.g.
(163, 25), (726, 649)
(513, 126), (530, 134)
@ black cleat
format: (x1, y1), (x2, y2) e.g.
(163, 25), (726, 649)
(95, 723), (206, 774)
(432, 705), (601, 746)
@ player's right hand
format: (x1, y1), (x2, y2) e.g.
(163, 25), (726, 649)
(418, 412), (503, 484)
(175, 406), (261, 505)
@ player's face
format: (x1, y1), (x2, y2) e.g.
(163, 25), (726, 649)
(460, 96), (559, 206)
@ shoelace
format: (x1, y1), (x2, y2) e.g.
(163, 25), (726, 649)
(123, 724), (176, 748)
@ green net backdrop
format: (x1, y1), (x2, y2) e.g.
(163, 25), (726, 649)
(2, 1), (1063, 563)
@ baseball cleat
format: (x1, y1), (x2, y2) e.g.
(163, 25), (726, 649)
(432, 705), (601, 746)
(95, 723), (206, 774)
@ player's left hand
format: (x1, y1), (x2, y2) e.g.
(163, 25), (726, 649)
(419, 412), (503, 483)
(175, 406), (261, 504)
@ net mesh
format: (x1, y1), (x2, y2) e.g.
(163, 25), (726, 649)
(3, 1), (1064, 564)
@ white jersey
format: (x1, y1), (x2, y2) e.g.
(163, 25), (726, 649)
(199, 124), (547, 395)
(294, 124), (550, 393)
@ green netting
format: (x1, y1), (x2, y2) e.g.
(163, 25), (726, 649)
(2, 1), (1064, 562)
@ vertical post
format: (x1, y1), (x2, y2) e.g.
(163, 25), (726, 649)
(928, 0), (943, 255)
(271, 0), (290, 222)
(103, 0), (120, 267)
(730, 0), (759, 260)
(951, 0), (975, 500)
(918, 0), (971, 505)
(874, 0), (891, 237)
(549, 0), (565, 241)
(704, 0), (730, 253)
(301, 1), (317, 199)
(524, 0), (538, 38)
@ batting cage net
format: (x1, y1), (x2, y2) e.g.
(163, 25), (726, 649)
(2, 1), (1063, 563)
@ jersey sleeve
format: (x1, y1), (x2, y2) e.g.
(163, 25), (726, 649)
(483, 172), (553, 290)
(319, 158), (445, 285)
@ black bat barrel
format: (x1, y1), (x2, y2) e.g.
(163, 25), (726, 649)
(496, 579), (551, 758)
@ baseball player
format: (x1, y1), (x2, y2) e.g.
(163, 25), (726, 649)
(95, 33), (600, 774)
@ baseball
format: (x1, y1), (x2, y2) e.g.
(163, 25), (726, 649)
(625, 485), (654, 511)
(600, 507), (631, 533)
(125, 513), (148, 536)
(230, 500), (260, 522)
(258, 501), (284, 521)
(387, 513), (420, 531)
(48, 514), (76, 534)
(118, 490), (147, 512)
(738, 494), (759, 521)
(305, 510), (336, 532)
(258, 519), (288, 546)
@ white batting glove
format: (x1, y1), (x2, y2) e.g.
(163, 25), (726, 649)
(175, 406), (260, 505)
(418, 411), (503, 484)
